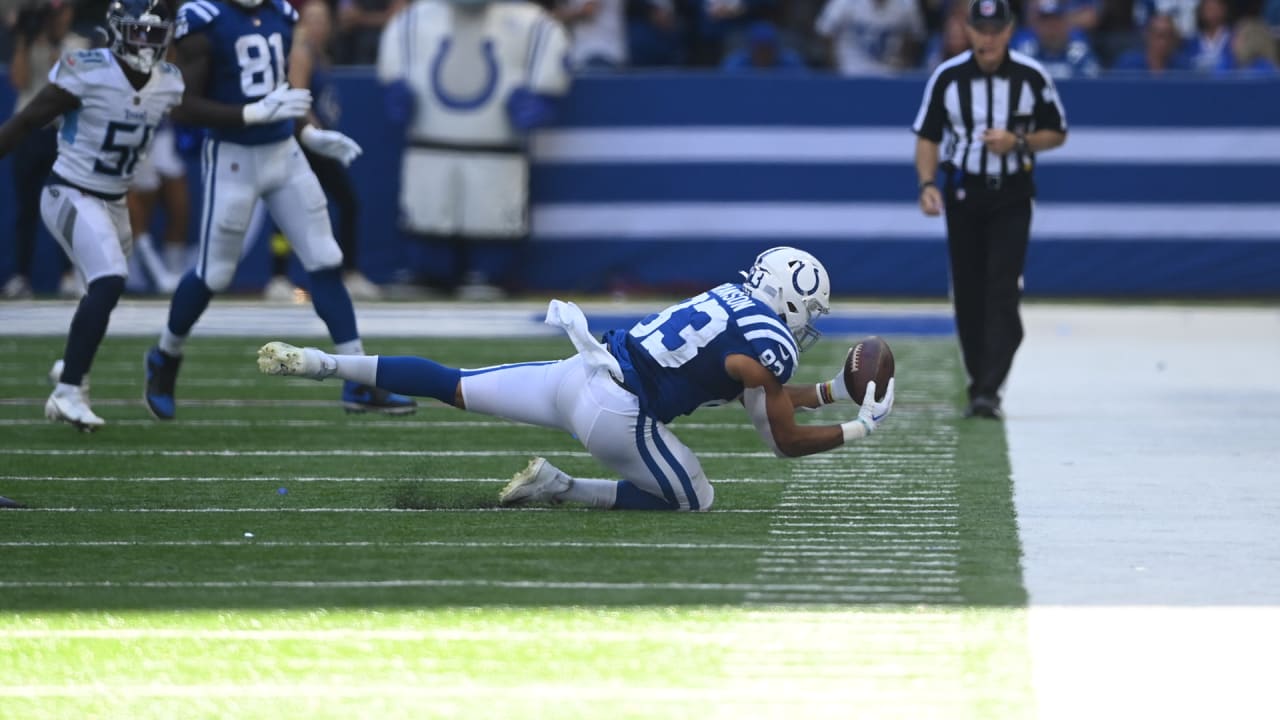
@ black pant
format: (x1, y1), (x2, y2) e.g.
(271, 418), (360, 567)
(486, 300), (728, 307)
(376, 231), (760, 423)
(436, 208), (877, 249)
(11, 126), (58, 277)
(943, 180), (1032, 402)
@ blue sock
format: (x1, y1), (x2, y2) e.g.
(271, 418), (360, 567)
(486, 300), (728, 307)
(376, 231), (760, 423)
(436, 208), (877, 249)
(614, 481), (679, 510)
(375, 356), (461, 406)
(167, 271), (214, 336)
(59, 275), (125, 386)
(308, 267), (358, 345)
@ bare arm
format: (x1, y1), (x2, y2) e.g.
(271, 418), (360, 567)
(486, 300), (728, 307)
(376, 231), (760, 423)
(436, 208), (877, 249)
(0, 83), (79, 158)
(727, 354), (844, 458)
(168, 34), (248, 128)
(915, 136), (942, 215)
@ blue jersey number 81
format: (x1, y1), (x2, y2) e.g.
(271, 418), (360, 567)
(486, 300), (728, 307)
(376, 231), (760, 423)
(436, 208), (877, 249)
(235, 32), (286, 97)
(630, 293), (729, 369)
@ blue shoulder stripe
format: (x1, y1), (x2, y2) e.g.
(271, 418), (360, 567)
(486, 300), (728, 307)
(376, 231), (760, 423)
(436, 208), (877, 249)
(277, 0), (299, 23)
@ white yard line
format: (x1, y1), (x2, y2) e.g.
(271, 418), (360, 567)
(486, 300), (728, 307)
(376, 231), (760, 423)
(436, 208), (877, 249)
(1006, 305), (1280, 720)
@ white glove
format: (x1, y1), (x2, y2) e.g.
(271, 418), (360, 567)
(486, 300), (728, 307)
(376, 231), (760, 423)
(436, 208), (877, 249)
(242, 84), (312, 125)
(841, 378), (896, 441)
(299, 124), (363, 167)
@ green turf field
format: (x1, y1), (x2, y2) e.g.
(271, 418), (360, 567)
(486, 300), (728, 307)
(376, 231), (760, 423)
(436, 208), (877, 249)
(0, 335), (1031, 719)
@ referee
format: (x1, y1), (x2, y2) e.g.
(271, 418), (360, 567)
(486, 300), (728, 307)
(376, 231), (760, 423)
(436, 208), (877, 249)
(912, 0), (1067, 420)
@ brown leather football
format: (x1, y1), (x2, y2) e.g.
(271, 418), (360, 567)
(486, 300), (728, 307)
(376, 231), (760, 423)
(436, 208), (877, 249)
(844, 336), (895, 405)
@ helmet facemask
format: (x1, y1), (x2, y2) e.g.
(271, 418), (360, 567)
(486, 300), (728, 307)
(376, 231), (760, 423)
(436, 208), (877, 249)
(108, 1), (173, 74)
(741, 247), (831, 352)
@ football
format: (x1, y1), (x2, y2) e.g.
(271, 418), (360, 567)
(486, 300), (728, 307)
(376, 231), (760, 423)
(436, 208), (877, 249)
(843, 336), (895, 405)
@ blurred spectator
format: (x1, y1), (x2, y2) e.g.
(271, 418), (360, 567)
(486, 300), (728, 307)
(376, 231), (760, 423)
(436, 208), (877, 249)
(721, 19), (808, 68)
(1228, 16), (1277, 73)
(556, 0), (628, 68)
(685, 0), (776, 67)
(1265, 0), (1280, 32)
(1093, 0), (1144, 65)
(1183, 0), (1233, 71)
(1113, 12), (1191, 70)
(3, 0), (87, 299)
(921, 0), (968, 70)
(337, 0), (404, 64)
(127, 121), (190, 295)
(1012, 0), (1100, 77)
(625, 0), (683, 66)
(1066, 0), (1100, 30)
(1147, 0), (1200, 37)
(815, 0), (925, 75)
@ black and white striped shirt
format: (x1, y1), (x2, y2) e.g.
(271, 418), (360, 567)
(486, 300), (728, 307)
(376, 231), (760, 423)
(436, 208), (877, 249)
(912, 50), (1068, 179)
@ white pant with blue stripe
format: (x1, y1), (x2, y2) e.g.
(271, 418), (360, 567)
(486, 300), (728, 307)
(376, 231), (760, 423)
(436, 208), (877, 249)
(460, 354), (715, 511)
(195, 136), (341, 291)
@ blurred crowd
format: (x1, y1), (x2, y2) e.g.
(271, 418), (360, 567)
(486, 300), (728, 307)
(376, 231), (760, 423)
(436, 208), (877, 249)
(3, 0), (1276, 77)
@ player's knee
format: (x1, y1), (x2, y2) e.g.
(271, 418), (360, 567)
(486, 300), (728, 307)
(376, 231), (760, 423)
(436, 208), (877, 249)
(86, 275), (126, 307)
(678, 477), (714, 512)
(201, 265), (235, 292)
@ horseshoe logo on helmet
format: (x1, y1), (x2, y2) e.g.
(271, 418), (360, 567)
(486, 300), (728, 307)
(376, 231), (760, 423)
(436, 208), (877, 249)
(792, 263), (820, 295)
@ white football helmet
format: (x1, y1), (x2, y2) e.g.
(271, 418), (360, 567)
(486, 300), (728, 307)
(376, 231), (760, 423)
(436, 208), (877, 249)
(741, 246), (831, 352)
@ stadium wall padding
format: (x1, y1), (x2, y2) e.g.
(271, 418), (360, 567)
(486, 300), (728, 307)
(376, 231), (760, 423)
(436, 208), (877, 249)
(1, 70), (1277, 296)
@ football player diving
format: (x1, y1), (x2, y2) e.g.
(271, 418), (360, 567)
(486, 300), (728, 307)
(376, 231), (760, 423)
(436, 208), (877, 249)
(0, 0), (183, 430)
(256, 247), (896, 511)
(143, 0), (415, 420)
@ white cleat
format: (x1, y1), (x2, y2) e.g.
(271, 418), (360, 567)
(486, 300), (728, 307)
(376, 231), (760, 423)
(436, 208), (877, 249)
(45, 385), (104, 432)
(257, 342), (333, 380)
(499, 457), (572, 506)
(48, 359), (90, 402)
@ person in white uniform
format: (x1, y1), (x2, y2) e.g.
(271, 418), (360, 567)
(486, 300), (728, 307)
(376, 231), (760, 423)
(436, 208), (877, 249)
(377, 0), (572, 295)
(0, 0), (183, 431)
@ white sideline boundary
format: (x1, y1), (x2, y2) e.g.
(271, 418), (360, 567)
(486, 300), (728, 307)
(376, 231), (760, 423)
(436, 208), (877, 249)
(1007, 306), (1280, 720)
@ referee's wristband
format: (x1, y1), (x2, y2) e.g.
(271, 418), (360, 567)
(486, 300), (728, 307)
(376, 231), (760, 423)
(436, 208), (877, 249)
(918, 179), (937, 194)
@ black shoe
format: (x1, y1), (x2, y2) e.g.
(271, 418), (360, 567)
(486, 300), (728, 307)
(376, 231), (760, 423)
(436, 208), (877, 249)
(965, 395), (1003, 420)
(144, 346), (183, 420)
(0, 496), (25, 509)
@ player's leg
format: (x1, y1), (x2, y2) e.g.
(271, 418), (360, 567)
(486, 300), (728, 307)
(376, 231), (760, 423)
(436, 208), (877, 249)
(973, 197), (1033, 413)
(301, 147), (376, 300)
(146, 139), (254, 420)
(943, 193), (989, 407)
(504, 365), (715, 511)
(5, 126), (56, 298)
(263, 139), (413, 414)
(40, 186), (131, 430)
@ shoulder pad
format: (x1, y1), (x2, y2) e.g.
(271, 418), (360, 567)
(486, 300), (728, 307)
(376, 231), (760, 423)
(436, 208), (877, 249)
(177, 0), (222, 37)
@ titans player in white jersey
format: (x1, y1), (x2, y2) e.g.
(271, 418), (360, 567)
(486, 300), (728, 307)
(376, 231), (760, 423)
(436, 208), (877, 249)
(143, 0), (415, 419)
(0, 0), (182, 430)
(256, 247), (897, 511)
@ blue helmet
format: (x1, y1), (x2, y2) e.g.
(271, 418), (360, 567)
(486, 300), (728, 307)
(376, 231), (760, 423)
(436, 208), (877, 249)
(107, 0), (173, 74)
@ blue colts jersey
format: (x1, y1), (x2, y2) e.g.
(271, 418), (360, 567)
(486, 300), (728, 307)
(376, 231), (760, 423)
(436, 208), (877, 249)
(605, 283), (800, 424)
(176, 0), (298, 145)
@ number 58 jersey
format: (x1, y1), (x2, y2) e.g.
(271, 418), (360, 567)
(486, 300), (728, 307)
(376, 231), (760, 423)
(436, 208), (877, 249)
(47, 49), (184, 198)
(604, 283), (801, 423)
(176, 0), (298, 145)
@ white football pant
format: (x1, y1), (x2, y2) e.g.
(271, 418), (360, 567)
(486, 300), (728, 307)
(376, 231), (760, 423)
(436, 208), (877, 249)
(461, 354), (715, 511)
(40, 185), (131, 285)
(195, 136), (342, 291)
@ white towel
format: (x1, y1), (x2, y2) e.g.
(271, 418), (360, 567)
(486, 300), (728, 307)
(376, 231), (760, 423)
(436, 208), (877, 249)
(545, 299), (625, 383)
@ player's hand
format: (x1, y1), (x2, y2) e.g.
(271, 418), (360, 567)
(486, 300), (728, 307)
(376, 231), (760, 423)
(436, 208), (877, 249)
(299, 125), (363, 167)
(855, 378), (895, 433)
(242, 84), (312, 126)
(982, 128), (1017, 155)
(919, 184), (943, 216)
